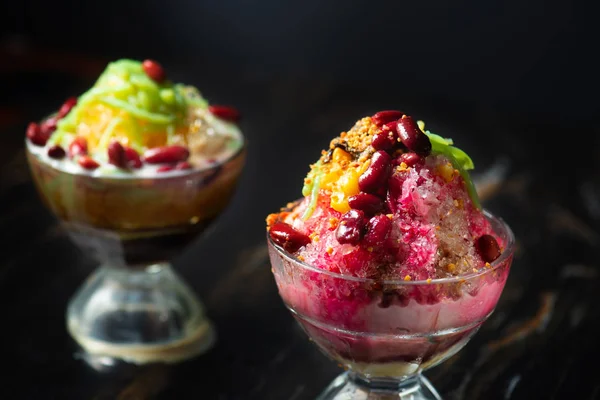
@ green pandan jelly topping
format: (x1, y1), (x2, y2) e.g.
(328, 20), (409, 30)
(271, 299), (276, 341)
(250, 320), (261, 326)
(424, 131), (481, 209)
(301, 162), (322, 221)
(49, 59), (208, 153)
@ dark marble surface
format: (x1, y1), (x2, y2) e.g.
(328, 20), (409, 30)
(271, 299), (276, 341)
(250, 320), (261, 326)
(2, 46), (600, 400)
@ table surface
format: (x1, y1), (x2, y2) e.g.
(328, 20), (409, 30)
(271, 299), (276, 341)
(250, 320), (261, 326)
(2, 48), (600, 400)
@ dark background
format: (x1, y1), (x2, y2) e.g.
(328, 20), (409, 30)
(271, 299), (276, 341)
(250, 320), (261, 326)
(3, 0), (600, 121)
(2, 1), (600, 399)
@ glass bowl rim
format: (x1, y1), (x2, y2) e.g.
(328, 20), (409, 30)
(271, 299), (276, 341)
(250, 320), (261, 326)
(267, 208), (515, 286)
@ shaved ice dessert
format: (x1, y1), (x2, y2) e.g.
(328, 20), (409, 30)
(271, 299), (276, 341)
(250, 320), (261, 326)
(26, 59), (245, 265)
(266, 110), (514, 386)
(25, 58), (246, 364)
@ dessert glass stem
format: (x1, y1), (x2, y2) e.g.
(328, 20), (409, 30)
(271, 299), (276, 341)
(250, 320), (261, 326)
(318, 372), (442, 400)
(66, 262), (215, 366)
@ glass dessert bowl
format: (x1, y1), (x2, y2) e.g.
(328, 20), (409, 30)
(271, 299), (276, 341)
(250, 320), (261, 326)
(266, 111), (514, 399)
(25, 59), (246, 365)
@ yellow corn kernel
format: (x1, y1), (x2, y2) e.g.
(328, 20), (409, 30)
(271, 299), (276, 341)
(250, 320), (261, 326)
(330, 192), (351, 213)
(321, 168), (343, 190)
(338, 169), (360, 197)
(358, 159), (371, 175)
(332, 147), (352, 164)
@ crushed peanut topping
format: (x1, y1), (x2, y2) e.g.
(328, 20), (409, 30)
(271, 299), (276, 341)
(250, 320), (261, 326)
(328, 217), (339, 229)
(265, 213), (279, 227)
(396, 162), (409, 172)
(329, 117), (379, 156)
(436, 162), (457, 183)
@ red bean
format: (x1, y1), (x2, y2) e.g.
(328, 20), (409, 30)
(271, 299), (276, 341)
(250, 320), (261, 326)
(175, 161), (192, 170)
(396, 116), (431, 156)
(68, 137), (88, 158)
(348, 193), (384, 215)
(107, 141), (128, 169)
(386, 174), (403, 213)
(363, 214), (392, 247)
(336, 209), (366, 245)
(40, 117), (58, 136)
(142, 59), (166, 83)
(57, 97), (77, 119)
(78, 156), (99, 170)
(371, 131), (396, 151)
(382, 121), (397, 131)
(26, 122), (50, 146)
(359, 150), (392, 194)
(476, 235), (501, 262)
(371, 110), (404, 126)
(124, 147), (142, 169)
(157, 165), (175, 173)
(47, 145), (66, 159)
(269, 222), (311, 253)
(399, 152), (421, 167)
(143, 145), (189, 164)
(208, 105), (241, 122)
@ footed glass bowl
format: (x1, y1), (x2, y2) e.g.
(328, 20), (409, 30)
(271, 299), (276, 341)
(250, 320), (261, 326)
(26, 139), (245, 365)
(268, 210), (514, 399)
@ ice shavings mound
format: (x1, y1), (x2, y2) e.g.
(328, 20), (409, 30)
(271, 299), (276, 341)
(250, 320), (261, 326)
(283, 155), (492, 281)
(268, 111), (502, 282)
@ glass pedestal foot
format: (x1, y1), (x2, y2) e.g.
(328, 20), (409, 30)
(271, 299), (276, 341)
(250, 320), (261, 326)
(66, 263), (215, 365)
(318, 372), (442, 400)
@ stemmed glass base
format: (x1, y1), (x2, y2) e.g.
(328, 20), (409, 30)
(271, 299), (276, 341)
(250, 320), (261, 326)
(66, 263), (215, 366)
(318, 372), (442, 400)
